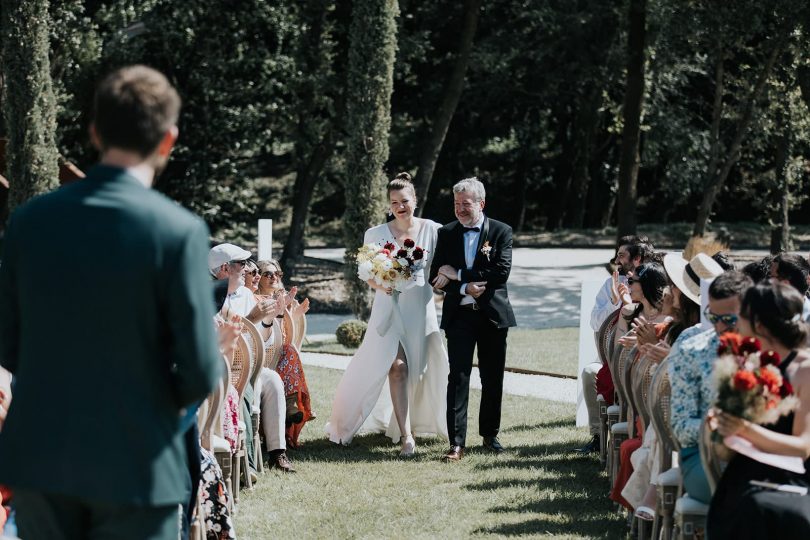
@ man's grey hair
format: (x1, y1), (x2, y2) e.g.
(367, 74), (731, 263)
(452, 177), (486, 201)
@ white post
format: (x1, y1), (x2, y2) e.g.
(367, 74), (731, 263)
(577, 280), (602, 427)
(258, 219), (273, 261)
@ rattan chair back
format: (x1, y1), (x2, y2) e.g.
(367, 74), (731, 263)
(241, 320), (265, 387)
(699, 416), (726, 494)
(231, 334), (252, 401)
(263, 318), (283, 371)
(596, 308), (620, 364)
(293, 310), (306, 351)
(633, 355), (655, 428)
(623, 347), (641, 416)
(649, 356), (678, 471)
(282, 310), (295, 347)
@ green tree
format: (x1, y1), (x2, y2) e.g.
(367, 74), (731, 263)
(342, 0), (399, 320)
(1, 0), (60, 210)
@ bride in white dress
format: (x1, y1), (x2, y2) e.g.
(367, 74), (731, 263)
(325, 173), (449, 455)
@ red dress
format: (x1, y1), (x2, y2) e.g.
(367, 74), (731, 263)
(275, 329), (313, 449)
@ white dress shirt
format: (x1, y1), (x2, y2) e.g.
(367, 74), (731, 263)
(590, 274), (627, 332)
(458, 215), (486, 305)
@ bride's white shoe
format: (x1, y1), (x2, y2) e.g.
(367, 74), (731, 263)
(400, 435), (416, 457)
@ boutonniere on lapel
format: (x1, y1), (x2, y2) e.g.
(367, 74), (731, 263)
(480, 241), (492, 261)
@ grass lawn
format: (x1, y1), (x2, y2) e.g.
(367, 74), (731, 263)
(303, 327), (581, 377)
(236, 365), (623, 539)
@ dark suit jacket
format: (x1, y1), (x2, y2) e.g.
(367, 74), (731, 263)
(0, 165), (222, 506)
(429, 217), (517, 330)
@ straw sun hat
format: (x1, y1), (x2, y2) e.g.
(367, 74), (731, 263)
(662, 252), (724, 305)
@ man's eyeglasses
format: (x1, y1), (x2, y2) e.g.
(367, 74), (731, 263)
(627, 278), (640, 285)
(262, 271), (283, 279)
(228, 260), (247, 267)
(703, 307), (738, 327)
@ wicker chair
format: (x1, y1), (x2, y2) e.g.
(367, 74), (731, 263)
(230, 334), (254, 501)
(648, 357), (684, 540)
(212, 356), (235, 512)
(240, 321), (266, 473)
(699, 416), (727, 494)
(595, 309), (620, 466)
(291, 299), (307, 351)
(264, 317), (284, 371)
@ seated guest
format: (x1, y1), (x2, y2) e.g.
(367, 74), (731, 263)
(770, 252), (810, 321)
(668, 269), (752, 503)
(209, 245), (295, 472)
(609, 262), (669, 506)
(621, 253), (723, 517)
(708, 282), (810, 539)
(578, 236), (654, 453)
(742, 254), (774, 284)
(257, 259), (313, 448)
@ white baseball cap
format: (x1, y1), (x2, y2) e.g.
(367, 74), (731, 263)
(208, 243), (252, 274)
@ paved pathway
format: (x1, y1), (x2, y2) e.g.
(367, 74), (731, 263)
(301, 351), (577, 404)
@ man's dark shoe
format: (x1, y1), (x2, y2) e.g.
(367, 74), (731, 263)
(574, 435), (600, 454)
(269, 450), (296, 473)
(482, 436), (505, 453)
(442, 446), (465, 462)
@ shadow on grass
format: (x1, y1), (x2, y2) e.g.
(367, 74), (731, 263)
(465, 440), (624, 538)
(503, 419), (574, 432)
(288, 433), (448, 464)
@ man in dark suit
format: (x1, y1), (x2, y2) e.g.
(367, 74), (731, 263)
(429, 177), (517, 462)
(0, 66), (222, 539)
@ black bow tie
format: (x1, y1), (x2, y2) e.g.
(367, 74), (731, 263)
(463, 226), (480, 233)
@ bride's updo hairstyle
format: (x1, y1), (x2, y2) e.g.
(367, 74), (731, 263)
(740, 282), (809, 349)
(387, 172), (416, 200)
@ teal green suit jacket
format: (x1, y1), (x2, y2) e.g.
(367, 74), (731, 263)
(0, 165), (222, 506)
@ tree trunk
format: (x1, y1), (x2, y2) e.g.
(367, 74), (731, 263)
(769, 133), (791, 254)
(545, 112), (574, 231)
(0, 0), (60, 210)
(615, 0), (647, 241)
(413, 0), (482, 213)
(280, 1), (345, 271)
(342, 0), (398, 320)
(281, 133), (337, 270)
(565, 88), (600, 228)
(693, 34), (787, 237)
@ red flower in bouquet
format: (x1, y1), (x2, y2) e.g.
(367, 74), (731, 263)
(383, 242), (396, 251)
(713, 332), (798, 427)
(732, 370), (758, 391)
(396, 248), (408, 258)
(739, 336), (762, 355)
(412, 247), (424, 260)
(757, 368), (782, 395)
(760, 350), (782, 367)
(717, 332), (743, 356)
(403, 238), (415, 248)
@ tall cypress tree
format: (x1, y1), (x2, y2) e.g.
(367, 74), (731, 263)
(1, 0), (60, 210)
(342, 0), (398, 320)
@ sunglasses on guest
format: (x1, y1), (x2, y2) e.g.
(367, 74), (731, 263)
(703, 306), (738, 326)
(228, 260), (247, 267)
(261, 270), (283, 279)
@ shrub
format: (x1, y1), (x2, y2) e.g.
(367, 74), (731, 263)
(336, 320), (368, 348)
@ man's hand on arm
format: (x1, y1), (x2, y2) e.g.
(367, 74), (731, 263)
(438, 265), (459, 281)
(466, 281), (487, 299)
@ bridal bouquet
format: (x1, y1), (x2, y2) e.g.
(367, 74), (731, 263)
(356, 239), (426, 291)
(712, 332), (797, 426)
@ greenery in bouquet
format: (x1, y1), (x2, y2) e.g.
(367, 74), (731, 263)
(712, 332), (797, 426)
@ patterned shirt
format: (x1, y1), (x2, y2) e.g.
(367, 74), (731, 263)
(668, 325), (719, 448)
